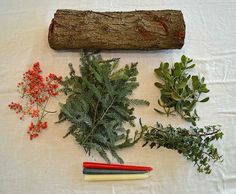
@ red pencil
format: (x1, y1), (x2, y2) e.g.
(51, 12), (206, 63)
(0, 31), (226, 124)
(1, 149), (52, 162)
(83, 162), (153, 171)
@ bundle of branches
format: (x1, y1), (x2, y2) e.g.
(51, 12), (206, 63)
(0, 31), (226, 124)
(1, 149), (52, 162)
(58, 51), (149, 163)
(142, 121), (223, 174)
(154, 56), (209, 125)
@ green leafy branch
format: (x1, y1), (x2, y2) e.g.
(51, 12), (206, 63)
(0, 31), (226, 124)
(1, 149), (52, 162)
(154, 55), (209, 125)
(58, 51), (149, 163)
(142, 121), (223, 174)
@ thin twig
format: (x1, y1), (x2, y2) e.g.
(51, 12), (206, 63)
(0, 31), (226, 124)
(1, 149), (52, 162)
(82, 97), (116, 145)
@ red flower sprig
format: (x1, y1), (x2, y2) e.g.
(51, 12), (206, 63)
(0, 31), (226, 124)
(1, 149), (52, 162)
(8, 62), (62, 140)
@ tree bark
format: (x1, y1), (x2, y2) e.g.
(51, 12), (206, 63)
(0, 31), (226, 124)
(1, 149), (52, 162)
(48, 9), (185, 50)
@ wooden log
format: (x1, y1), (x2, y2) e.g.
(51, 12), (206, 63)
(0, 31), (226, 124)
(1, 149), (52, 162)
(48, 9), (185, 50)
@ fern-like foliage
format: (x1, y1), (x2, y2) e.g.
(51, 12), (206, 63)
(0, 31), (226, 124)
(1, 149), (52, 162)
(58, 51), (149, 163)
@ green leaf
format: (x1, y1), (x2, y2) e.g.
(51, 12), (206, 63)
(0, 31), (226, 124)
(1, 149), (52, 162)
(154, 68), (163, 78)
(83, 78), (102, 100)
(154, 108), (165, 114)
(173, 68), (182, 77)
(188, 100), (197, 111)
(178, 80), (187, 89)
(176, 102), (182, 114)
(96, 145), (111, 163)
(113, 106), (130, 119)
(68, 63), (75, 76)
(129, 99), (150, 106)
(181, 55), (187, 64)
(56, 112), (67, 123)
(110, 149), (124, 164)
(89, 66), (103, 83)
(200, 85), (210, 93)
(164, 62), (169, 70)
(192, 76), (200, 91)
(103, 75), (114, 97)
(186, 64), (196, 69)
(63, 124), (77, 138)
(171, 91), (182, 101)
(200, 97), (209, 102)
(155, 82), (164, 88)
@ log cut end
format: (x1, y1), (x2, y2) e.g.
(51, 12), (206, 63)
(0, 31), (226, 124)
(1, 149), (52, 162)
(48, 19), (56, 49)
(48, 9), (185, 50)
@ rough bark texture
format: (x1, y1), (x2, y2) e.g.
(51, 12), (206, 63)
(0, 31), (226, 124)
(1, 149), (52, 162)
(48, 9), (185, 50)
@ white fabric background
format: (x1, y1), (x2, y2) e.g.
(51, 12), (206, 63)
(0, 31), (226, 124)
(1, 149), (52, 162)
(0, 0), (236, 194)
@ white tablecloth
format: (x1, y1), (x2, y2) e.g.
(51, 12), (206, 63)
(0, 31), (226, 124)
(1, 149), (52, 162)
(1, 0), (236, 193)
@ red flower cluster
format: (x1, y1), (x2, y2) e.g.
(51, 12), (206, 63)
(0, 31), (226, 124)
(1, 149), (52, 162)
(9, 62), (62, 140)
(28, 121), (48, 140)
(8, 102), (23, 113)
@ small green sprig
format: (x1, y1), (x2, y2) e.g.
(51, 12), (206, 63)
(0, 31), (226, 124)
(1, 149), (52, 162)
(154, 55), (209, 125)
(142, 121), (223, 174)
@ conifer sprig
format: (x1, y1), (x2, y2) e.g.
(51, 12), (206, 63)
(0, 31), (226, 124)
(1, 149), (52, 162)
(58, 51), (149, 163)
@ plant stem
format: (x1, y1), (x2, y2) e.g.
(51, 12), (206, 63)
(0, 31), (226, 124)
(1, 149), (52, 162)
(82, 97), (116, 145)
(39, 98), (49, 122)
(93, 101), (99, 124)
